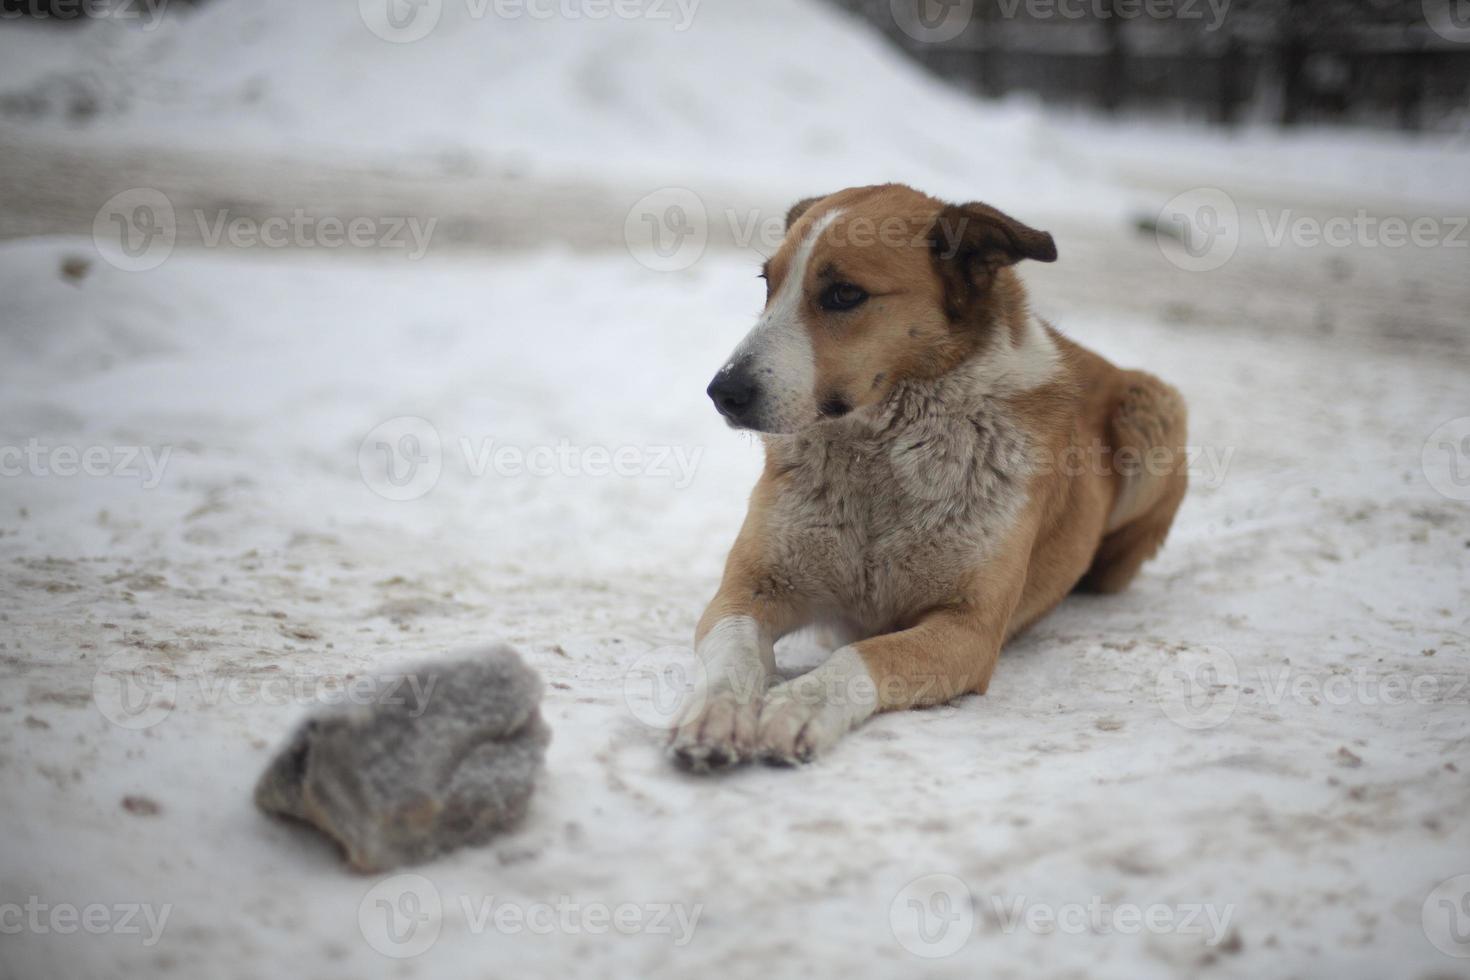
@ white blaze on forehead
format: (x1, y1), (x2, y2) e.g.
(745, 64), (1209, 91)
(720, 208), (844, 424)
(763, 206), (843, 332)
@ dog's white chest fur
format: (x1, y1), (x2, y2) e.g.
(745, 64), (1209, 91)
(764, 370), (1035, 632)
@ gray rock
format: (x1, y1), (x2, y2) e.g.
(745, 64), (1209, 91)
(255, 646), (550, 872)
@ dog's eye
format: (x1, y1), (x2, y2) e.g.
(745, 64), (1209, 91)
(819, 282), (868, 312)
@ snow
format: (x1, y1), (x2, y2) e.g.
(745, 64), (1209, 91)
(2, 1), (1469, 978)
(5, 0), (1469, 218)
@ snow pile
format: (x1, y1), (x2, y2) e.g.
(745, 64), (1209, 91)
(4, 0), (1465, 217)
(0, 0), (1077, 207)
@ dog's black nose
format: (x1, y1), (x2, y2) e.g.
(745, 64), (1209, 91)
(707, 367), (758, 422)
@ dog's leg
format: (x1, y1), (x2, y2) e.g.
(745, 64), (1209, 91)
(1102, 371), (1188, 533)
(1081, 481), (1187, 594)
(669, 587), (803, 772)
(1082, 371), (1189, 594)
(755, 602), (1013, 765)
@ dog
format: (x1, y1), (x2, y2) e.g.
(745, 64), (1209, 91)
(669, 183), (1187, 770)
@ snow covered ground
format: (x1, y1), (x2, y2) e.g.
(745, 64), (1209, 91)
(1, 2), (1469, 979)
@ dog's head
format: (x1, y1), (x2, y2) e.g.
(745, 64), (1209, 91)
(707, 183), (1057, 434)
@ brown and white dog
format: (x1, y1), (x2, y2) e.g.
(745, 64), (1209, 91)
(670, 183), (1187, 770)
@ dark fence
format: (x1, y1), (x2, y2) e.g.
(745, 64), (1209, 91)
(829, 0), (1470, 131)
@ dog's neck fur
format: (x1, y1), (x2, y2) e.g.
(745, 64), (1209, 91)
(775, 310), (1062, 451)
(762, 312), (1062, 551)
(753, 307), (1071, 629)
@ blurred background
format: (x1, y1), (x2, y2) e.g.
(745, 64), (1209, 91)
(844, 0), (1470, 130)
(1, 3), (1468, 979)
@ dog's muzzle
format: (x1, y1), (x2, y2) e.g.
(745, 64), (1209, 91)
(707, 362), (760, 427)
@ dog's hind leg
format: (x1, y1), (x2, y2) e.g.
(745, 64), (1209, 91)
(1080, 373), (1189, 595)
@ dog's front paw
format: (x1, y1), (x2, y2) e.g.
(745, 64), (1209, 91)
(755, 679), (851, 766)
(669, 687), (762, 773)
(756, 650), (878, 765)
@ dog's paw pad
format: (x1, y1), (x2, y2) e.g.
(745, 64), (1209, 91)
(668, 689), (760, 774)
(755, 690), (844, 765)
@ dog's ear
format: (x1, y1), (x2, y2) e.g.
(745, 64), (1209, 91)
(785, 196), (826, 232)
(929, 202), (1056, 321)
